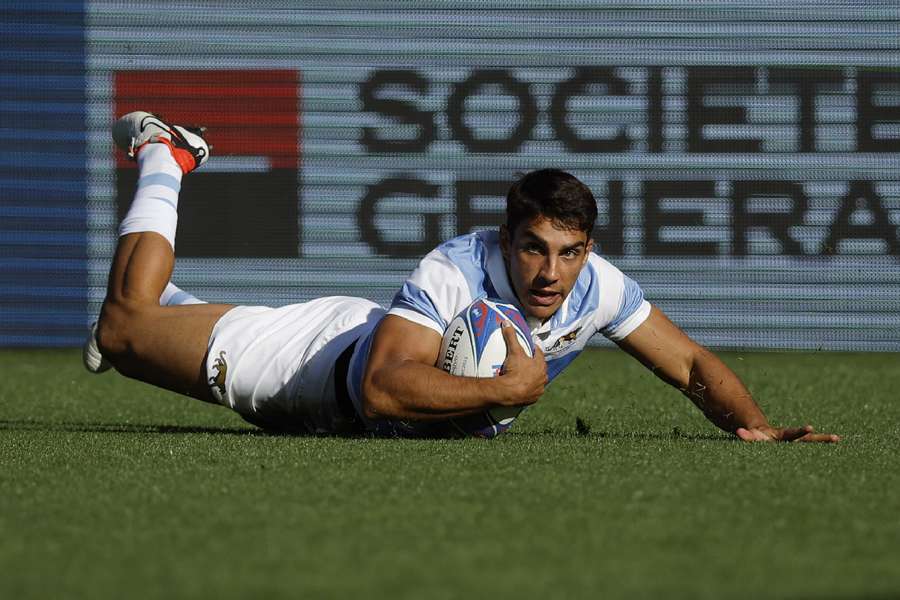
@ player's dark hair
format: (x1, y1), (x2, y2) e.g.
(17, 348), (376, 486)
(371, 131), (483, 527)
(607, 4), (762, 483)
(505, 169), (597, 235)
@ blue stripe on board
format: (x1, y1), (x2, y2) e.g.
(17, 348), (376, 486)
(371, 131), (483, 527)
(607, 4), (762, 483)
(0, 245), (89, 259)
(0, 75), (86, 101)
(0, 258), (88, 270)
(0, 49), (87, 64)
(0, 100), (88, 113)
(0, 335), (86, 348)
(0, 109), (92, 129)
(0, 179), (90, 194)
(2, 4), (85, 15)
(0, 152), (87, 169)
(0, 23), (85, 38)
(0, 128), (87, 143)
(2, 218), (90, 232)
(0, 231), (89, 244)
(0, 74), (85, 87)
(0, 263), (88, 285)
(0, 285), (90, 299)
(0, 0), (87, 347)
(2, 311), (90, 326)
(0, 206), (87, 219)
(0, 274), (85, 286)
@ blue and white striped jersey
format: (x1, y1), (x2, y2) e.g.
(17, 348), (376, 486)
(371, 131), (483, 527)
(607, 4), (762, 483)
(347, 230), (651, 433)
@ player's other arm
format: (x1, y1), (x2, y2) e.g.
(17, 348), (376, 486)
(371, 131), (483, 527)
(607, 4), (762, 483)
(616, 305), (839, 443)
(361, 315), (546, 421)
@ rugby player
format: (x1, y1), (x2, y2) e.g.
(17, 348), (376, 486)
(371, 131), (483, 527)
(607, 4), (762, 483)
(86, 111), (839, 442)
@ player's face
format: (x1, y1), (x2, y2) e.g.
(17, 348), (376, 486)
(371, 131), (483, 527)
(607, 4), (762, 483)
(501, 216), (593, 322)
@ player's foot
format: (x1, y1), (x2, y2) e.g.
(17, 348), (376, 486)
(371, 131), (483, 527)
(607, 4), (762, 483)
(82, 322), (112, 374)
(112, 111), (210, 174)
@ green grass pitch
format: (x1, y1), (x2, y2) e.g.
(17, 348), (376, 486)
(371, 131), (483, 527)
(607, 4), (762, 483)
(1, 348), (899, 599)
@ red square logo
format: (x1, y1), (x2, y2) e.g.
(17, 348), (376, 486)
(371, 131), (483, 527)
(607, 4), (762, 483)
(114, 70), (302, 257)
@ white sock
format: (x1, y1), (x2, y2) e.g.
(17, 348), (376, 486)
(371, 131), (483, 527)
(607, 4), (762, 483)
(118, 143), (183, 248)
(159, 282), (206, 306)
(90, 281), (203, 322)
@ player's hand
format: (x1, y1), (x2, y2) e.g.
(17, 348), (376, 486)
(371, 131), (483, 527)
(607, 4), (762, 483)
(498, 320), (547, 407)
(735, 424), (840, 443)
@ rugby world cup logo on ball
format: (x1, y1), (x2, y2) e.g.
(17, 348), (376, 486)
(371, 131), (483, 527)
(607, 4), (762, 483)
(438, 298), (534, 438)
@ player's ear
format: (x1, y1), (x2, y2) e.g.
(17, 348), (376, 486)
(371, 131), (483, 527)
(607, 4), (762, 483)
(583, 236), (594, 264)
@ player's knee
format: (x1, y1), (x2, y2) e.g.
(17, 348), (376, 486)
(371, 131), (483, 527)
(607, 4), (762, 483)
(96, 300), (141, 364)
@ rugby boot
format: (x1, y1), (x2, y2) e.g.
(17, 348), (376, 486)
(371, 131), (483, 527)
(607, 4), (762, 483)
(112, 110), (210, 174)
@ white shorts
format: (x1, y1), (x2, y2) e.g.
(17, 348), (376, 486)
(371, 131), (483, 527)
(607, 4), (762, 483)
(205, 296), (384, 433)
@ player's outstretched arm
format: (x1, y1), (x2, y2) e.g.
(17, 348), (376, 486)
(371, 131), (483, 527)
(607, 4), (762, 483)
(361, 315), (546, 422)
(616, 306), (840, 443)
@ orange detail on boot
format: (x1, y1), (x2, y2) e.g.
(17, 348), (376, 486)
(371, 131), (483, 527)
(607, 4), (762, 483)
(155, 137), (198, 174)
(134, 137), (197, 174)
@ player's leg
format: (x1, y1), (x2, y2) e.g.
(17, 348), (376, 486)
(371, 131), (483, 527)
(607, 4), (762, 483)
(95, 112), (232, 401)
(98, 233), (233, 400)
(84, 281), (207, 374)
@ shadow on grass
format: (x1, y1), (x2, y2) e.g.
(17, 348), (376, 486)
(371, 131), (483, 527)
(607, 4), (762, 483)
(0, 419), (735, 443)
(0, 419), (385, 439)
(605, 431), (733, 442)
(504, 429), (733, 442)
(0, 418), (272, 437)
(602, 429), (732, 442)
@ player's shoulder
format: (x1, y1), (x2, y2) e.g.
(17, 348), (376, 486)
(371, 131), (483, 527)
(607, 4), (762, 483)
(581, 251), (651, 339)
(407, 230), (498, 291)
(566, 250), (634, 327)
(392, 231), (497, 332)
(422, 230), (496, 285)
(585, 250), (624, 277)
(433, 230), (495, 266)
(578, 250), (627, 295)
(421, 230), (505, 307)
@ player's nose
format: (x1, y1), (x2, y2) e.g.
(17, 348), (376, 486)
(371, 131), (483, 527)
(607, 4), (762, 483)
(538, 256), (560, 282)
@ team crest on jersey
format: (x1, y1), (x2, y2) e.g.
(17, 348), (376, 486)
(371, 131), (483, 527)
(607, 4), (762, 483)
(547, 327), (583, 353)
(209, 350), (228, 400)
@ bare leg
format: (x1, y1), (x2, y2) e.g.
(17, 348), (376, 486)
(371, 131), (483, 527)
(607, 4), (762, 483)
(96, 114), (231, 402)
(97, 232), (233, 401)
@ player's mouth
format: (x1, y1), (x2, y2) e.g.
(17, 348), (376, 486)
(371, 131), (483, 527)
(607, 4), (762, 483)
(528, 288), (561, 307)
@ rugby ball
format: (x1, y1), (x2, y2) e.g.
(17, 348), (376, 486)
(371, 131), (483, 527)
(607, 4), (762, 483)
(438, 298), (534, 438)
